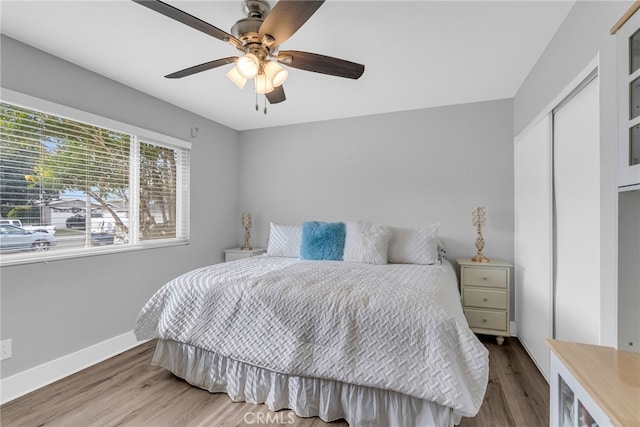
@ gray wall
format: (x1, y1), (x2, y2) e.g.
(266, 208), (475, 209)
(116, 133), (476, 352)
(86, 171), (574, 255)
(513, 1), (632, 347)
(239, 99), (515, 275)
(0, 36), (241, 378)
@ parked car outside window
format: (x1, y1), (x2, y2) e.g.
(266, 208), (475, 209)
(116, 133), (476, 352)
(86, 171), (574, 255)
(66, 214), (86, 229)
(65, 213), (104, 230)
(0, 224), (57, 252)
(0, 219), (54, 235)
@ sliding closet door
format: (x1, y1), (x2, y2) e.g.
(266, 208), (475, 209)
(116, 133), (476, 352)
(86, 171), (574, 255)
(515, 115), (552, 379)
(553, 75), (600, 345)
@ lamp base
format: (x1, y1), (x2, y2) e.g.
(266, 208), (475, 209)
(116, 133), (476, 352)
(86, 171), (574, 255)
(242, 227), (251, 251)
(471, 254), (490, 263)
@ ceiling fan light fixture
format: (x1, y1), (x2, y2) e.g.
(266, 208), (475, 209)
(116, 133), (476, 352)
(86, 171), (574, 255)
(255, 73), (275, 94)
(264, 61), (288, 87)
(226, 66), (247, 89)
(135, 0), (364, 109)
(237, 53), (260, 79)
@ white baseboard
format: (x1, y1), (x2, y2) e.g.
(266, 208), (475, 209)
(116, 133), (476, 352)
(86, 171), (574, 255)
(0, 331), (147, 405)
(518, 335), (550, 383)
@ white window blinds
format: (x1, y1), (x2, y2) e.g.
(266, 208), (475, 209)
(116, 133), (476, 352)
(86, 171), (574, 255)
(0, 97), (190, 264)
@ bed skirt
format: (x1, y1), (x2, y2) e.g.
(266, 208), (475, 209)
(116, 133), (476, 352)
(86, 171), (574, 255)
(152, 339), (459, 427)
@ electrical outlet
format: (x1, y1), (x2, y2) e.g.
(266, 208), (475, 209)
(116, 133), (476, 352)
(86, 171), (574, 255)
(1, 338), (12, 360)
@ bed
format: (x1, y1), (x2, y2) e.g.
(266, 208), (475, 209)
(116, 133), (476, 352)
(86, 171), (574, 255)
(134, 240), (489, 427)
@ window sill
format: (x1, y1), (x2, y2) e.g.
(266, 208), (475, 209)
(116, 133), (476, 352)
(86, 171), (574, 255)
(0, 239), (189, 267)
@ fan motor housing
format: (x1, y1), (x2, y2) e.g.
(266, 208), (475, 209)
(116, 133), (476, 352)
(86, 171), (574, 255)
(231, 17), (262, 40)
(232, 0), (275, 55)
(232, 0), (270, 38)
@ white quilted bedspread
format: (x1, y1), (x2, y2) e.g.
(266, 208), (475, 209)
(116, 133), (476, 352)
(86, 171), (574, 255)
(135, 257), (489, 417)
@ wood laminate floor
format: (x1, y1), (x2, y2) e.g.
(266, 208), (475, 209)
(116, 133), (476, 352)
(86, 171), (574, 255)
(0, 335), (548, 426)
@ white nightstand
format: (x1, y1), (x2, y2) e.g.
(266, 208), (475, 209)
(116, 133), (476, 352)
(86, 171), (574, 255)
(457, 258), (512, 345)
(224, 247), (266, 262)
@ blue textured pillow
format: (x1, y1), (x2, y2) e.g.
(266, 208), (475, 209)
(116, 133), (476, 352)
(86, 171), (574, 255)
(300, 221), (346, 261)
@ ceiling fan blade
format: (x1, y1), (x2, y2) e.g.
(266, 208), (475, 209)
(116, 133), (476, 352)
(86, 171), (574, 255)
(278, 50), (364, 79)
(132, 0), (242, 48)
(259, 0), (324, 47)
(165, 57), (236, 79)
(266, 85), (286, 104)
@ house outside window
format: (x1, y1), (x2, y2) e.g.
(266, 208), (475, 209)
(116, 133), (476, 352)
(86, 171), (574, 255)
(0, 91), (190, 265)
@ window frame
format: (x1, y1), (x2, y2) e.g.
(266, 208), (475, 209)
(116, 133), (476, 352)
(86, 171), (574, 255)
(0, 88), (191, 267)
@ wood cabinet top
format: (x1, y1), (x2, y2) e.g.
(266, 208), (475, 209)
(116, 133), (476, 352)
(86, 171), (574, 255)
(547, 339), (640, 427)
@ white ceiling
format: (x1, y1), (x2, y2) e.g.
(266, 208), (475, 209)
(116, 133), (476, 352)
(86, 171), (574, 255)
(0, 0), (575, 131)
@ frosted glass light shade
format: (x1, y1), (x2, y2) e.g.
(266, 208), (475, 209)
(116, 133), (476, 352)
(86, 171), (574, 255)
(226, 66), (247, 89)
(255, 73), (274, 94)
(237, 53), (259, 79)
(472, 206), (486, 226)
(264, 61), (288, 87)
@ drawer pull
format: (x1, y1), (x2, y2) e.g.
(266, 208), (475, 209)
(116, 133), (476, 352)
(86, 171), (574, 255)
(482, 318), (487, 322)
(482, 277), (488, 280)
(483, 298), (488, 302)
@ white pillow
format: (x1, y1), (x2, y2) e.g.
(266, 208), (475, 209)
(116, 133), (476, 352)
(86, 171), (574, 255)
(343, 221), (392, 265)
(266, 223), (302, 258)
(388, 223), (440, 265)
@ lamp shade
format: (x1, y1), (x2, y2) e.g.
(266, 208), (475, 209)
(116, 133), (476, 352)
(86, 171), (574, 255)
(236, 53), (259, 79)
(242, 212), (252, 228)
(264, 61), (288, 87)
(472, 207), (486, 226)
(226, 66), (247, 89)
(255, 73), (274, 94)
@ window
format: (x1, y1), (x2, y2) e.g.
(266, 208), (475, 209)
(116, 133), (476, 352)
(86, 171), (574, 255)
(0, 91), (190, 265)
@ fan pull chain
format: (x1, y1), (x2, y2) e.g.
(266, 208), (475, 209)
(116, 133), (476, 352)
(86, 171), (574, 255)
(264, 95), (267, 115)
(255, 87), (259, 112)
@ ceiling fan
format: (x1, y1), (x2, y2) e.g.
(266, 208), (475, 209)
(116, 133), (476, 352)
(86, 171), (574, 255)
(132, 0), (365, 111)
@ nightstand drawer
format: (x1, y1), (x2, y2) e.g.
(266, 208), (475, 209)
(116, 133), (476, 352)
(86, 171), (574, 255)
(463, 267), (507, 288)
(463, 288), (507, 310)
(464, 308), (507, 331)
